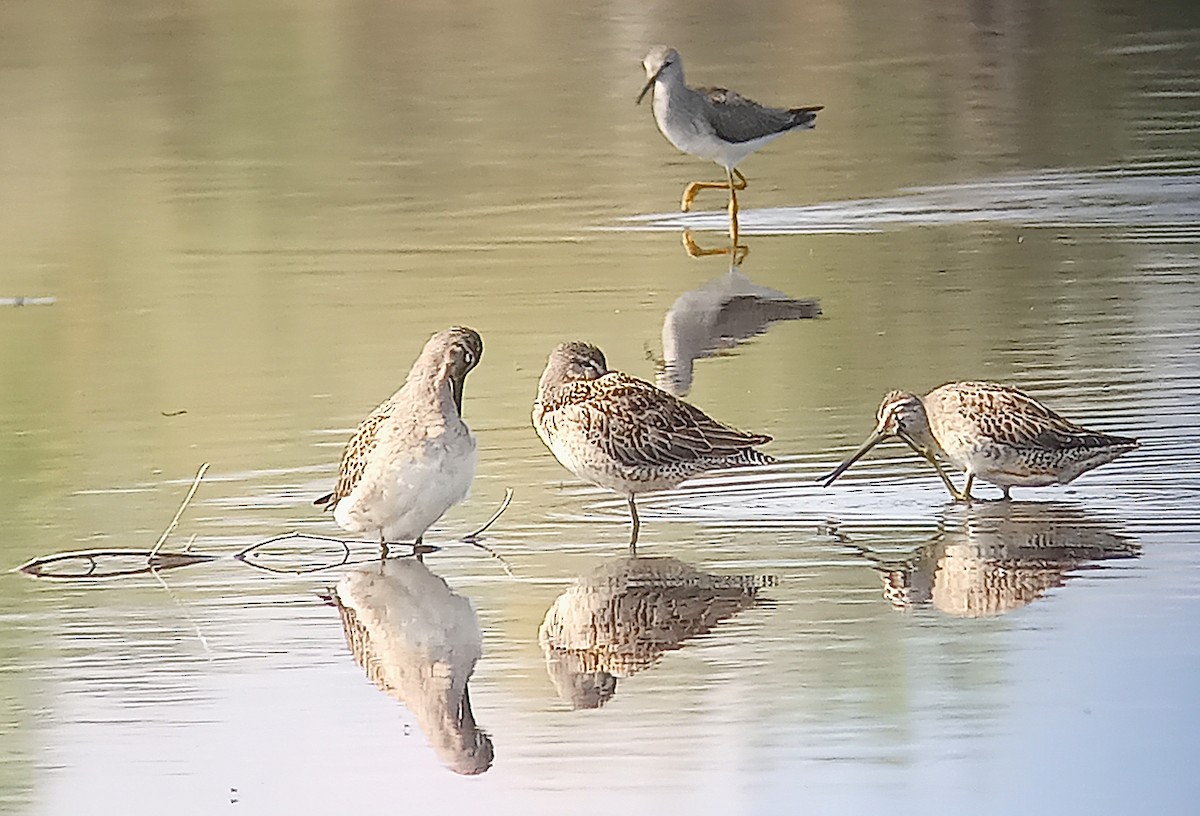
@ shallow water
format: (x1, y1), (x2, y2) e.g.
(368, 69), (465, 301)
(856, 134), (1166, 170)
(3, 0), (1200, 813)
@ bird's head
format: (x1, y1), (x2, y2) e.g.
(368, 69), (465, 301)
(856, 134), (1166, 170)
(419, 326), (482, 414)
(537, 341), (608, 399)
(822, 391), (932, 486)
(637, 45), (682, 105)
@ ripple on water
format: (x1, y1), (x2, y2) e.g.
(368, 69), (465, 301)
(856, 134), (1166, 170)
(622, 165), (1200, 238)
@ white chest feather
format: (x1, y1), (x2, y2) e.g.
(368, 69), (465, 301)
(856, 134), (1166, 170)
(334, 426), (477, 542)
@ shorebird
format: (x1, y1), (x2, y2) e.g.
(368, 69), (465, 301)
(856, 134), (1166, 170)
(539, 555), (769, 708)
(315, 327), (483, 555)
(658, 266), (821, 396)
(532, 341), (774, 548)
(821, 381), (1139, 501)
(875, 502), (1138, 617)
(335, 558), (493, 774)
(637, 45), (822, 246)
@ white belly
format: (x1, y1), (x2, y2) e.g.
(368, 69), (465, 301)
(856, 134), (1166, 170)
(334, 431), (477, 543)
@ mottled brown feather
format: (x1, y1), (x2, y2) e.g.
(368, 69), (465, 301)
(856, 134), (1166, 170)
(543, 372), (773, 470)
(319, 396), (397, 510)
(941, 382), (1137, 452)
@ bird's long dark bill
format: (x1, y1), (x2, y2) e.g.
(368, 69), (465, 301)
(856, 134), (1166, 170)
(450, 375), (465, 414)
(636, 65), (666, 105)
(821, 428), (887, 487)
(460, 684), (476, 730)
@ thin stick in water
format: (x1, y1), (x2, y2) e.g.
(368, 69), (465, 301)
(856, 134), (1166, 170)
(151, 462), (209, 557)
(461, 488), (514, 576)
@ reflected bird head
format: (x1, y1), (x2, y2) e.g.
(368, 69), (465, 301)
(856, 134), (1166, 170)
(637, 45), (681, 105)
(543, 650), (619, 710)
(444, 685), (495, 775)
(822, 391), (930, 486)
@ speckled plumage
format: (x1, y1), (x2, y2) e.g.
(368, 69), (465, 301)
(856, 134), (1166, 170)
(533, 341), (774, 547)
(315, 327), (483, 548)
(823, 381), (1139, 500)
(538, 555), (771, 708)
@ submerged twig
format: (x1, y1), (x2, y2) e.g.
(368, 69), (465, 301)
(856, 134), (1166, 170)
(462, 488), (515, 576)
(463, 487), (513, 543)
(233, 531), (358, 574)
(18, 473), (516, 581)
(17, 464), (216, 580)
(151, 462), (209, 557)
(15, 549), (219, 580)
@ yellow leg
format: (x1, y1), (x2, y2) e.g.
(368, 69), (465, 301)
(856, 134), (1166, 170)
(682, 230), (749, 265)
(727, 168), (740, 246)
(682, 169), (747, 211)
(682, 180), (730, 212)
(962, 474), (975, 502)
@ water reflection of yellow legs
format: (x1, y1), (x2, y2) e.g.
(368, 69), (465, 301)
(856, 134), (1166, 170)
(680, 168), (747, 212)
(682, 230), (748, 265)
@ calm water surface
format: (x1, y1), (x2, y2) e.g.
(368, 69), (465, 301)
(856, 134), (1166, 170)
(2, 0), (1200, 813)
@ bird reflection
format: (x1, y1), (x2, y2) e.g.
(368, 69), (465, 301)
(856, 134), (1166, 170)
(333, 557), (493, 774)
(658, 263), (821, 396)
(874, 502), (1139, 617)
(539, 555), (772, 708)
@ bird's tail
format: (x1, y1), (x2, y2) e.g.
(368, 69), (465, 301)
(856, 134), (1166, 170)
(313, 491), (335, 509)
(787, 105), (823, 130)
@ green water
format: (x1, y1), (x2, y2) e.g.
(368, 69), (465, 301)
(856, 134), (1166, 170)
(2, 0), (1199, 813)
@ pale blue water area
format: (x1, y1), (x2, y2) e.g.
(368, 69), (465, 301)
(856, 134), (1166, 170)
(2, 0), (1200, 814)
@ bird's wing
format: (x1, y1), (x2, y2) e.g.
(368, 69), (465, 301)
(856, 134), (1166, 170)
(319, 399), (394, 507)
(549, 373), (770, 469)
(697, 86), (819, 144)
(951, 382), (1129, 451)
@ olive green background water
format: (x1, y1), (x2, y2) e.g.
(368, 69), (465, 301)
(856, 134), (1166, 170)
(2, 0), (1199, 813)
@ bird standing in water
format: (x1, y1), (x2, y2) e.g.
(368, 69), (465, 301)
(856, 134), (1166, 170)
(533, 341), (774, 550)
(315, 327), (483, 556)
(637, 45), (822, 247)
(822, 381), (1139, 500)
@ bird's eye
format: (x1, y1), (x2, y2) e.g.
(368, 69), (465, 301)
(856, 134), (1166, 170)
(462, 349), (474, 366)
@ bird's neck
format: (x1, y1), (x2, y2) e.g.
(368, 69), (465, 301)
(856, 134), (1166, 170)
(400, 364), (461, 419)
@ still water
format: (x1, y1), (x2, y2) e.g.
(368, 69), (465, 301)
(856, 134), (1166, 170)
(2, 0), (1200, 813)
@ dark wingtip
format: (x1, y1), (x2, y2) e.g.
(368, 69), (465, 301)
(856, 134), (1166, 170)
(313, 492), (334, 507)
(788, 106), (823, 129)
(794, 299), (822, 318)
(754, 449), (779, 466)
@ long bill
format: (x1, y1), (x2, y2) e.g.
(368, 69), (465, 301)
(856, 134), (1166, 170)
(821, 427), (887, 487)
(636, 65), (666, 105)
(460, 684), (476, 731)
